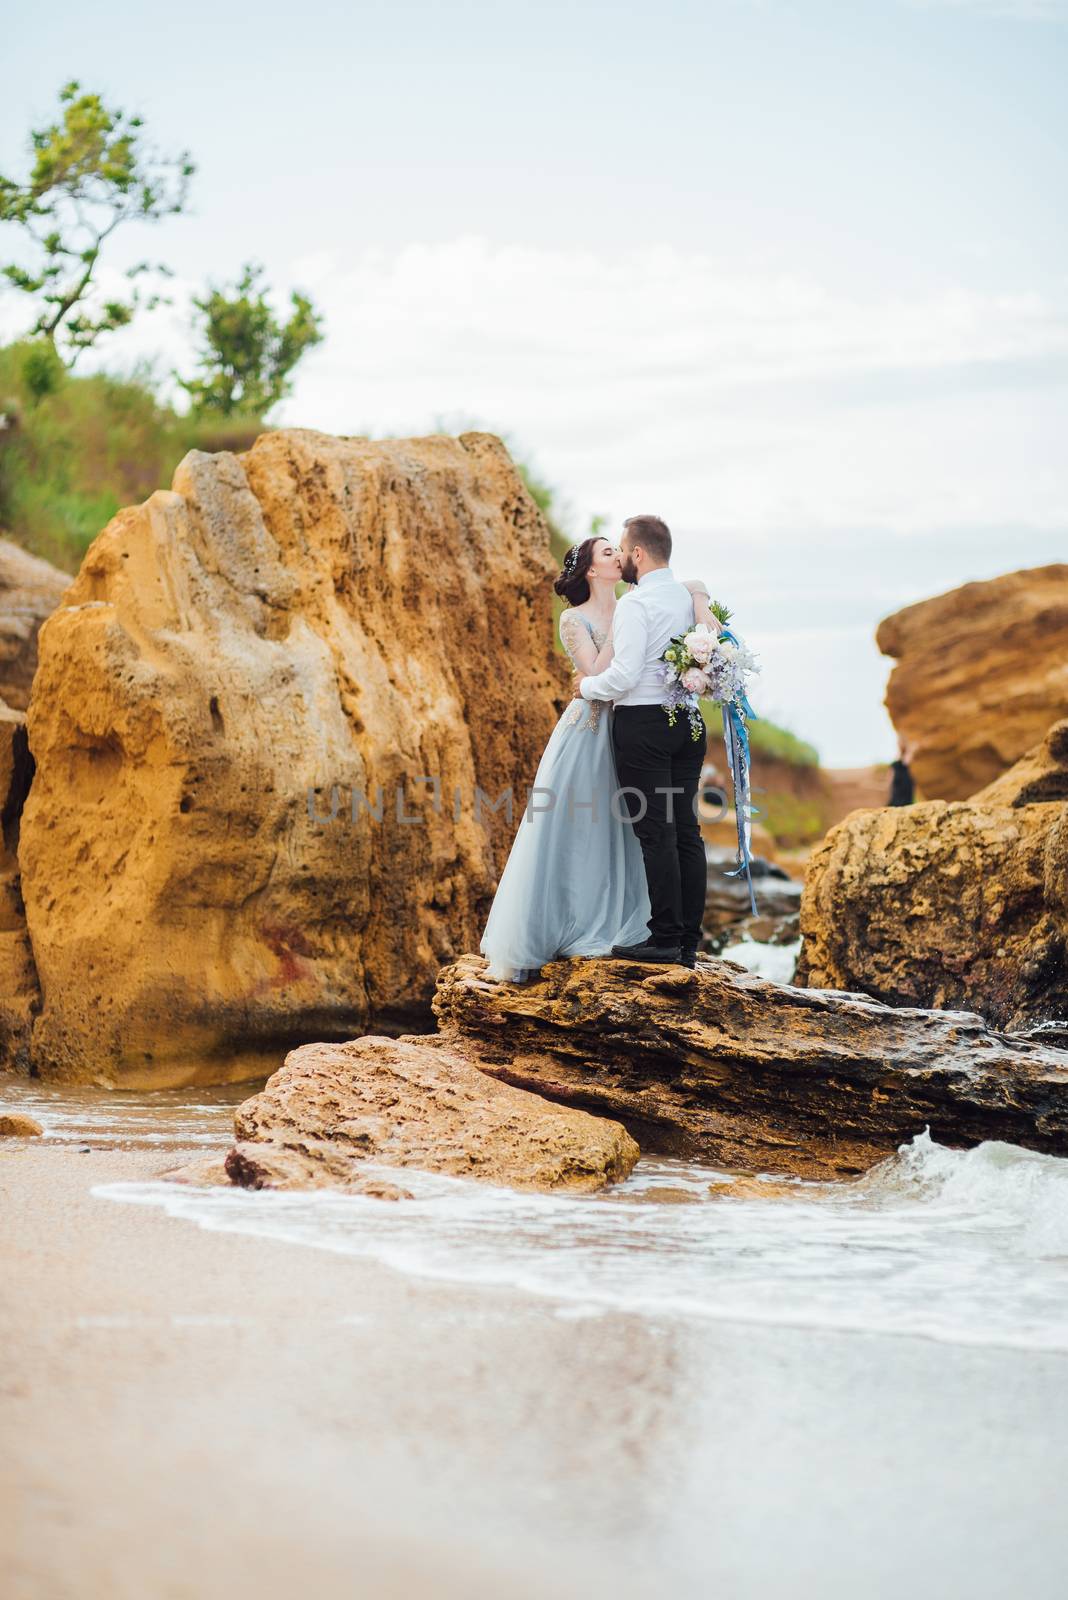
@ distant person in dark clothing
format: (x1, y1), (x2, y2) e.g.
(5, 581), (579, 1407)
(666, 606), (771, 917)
(888, 738), (916, 806)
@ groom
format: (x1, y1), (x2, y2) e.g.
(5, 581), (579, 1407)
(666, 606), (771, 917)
(572, 514), (707, 969)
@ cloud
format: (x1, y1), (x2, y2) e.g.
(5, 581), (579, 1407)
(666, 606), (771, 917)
(905, 0), (1068, 18)
(266, 237), (1065, 761)
(273, 236), (1068, 536)
(4, 236), (1064, 764)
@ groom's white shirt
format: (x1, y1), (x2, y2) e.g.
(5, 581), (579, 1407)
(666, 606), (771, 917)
(578, 565), (695, 706)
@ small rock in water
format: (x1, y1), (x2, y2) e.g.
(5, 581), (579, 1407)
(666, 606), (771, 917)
(350, 1178), (414, 1202)
(0, 1113), (43, 1137)
(709, 1176), (805, 1201)
(159, 1155), (233, 1188)
(620, 1186), (703, 1206)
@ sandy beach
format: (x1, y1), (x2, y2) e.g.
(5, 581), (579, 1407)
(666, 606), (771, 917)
(4, 1132), (1068, 1600)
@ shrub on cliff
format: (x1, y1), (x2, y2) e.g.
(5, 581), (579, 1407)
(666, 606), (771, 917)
(0, 341), (262, 569)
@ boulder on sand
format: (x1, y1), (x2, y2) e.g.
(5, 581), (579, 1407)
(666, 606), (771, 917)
(167, 1033), (639, 1194)
(795, 720), (1068, 1031)
(17, 430), (565, 1087)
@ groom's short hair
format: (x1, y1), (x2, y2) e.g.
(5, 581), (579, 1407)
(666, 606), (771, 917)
(623, 514), (672, 564)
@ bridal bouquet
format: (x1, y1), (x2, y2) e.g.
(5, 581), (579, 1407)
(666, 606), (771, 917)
(660, 602), (760, 741)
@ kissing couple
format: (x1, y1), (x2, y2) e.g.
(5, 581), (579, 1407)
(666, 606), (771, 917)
(480, 513), (717, 983)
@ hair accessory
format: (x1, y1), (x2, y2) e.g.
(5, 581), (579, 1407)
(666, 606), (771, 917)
(562, 544), (580, 577)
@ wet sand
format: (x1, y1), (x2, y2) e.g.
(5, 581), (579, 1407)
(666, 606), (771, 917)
(3, 1140), (1068, 1600)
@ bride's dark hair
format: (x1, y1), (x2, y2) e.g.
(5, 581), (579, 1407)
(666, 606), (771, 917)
(553, 536), (601, 606)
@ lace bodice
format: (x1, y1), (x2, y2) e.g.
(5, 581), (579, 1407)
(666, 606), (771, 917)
(559, 609), (611, 731)
(559, 609), (609, 668)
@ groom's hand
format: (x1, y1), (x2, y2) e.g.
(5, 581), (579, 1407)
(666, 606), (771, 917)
(571, 669), (585, 698)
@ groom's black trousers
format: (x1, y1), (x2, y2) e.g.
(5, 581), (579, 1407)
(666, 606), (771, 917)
(611, 704), (708, 948)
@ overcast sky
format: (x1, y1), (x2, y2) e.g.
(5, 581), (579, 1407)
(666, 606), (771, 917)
(3, 0), (1065, 763)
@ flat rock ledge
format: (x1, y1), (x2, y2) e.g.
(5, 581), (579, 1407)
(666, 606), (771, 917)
(165, 1033), (638, 1194)
(430, 954), (1068, 1179)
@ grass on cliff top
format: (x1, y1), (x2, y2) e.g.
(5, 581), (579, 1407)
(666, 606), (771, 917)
(701, 701), (818, 766)
(0, 341), (263, 572)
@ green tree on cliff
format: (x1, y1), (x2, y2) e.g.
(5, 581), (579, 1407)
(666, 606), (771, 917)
(0, 81), (194, 365)
(176, 263), (324, 419)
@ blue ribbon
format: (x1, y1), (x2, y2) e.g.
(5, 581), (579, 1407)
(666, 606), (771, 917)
(717, 627), (759, 916)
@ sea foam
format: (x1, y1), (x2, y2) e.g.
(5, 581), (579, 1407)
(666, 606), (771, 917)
(96, 1128), (1068, 1354)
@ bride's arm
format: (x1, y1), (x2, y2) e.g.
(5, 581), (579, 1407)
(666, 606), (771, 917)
(559, 611), (601, 679)
(683, 577), (719, 633)
(590, 630), (615, 673)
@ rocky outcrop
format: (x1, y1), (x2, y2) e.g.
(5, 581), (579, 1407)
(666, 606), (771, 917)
(877, 564), (1068, 800)
(168, 1033), (638, 1193)
(795, 721), (1068, 1030)
(0, 702), (39, 1072)
(0, 539), (70, 711)
(704, 848), (802, 950)
(431, 953), (1068, 1178)
(17, 430), (565, 1086)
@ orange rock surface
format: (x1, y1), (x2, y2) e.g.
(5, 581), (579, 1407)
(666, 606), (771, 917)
(17, 430), (564, 1085)
(177, 1032), (639, 1193)
(795, 720), (1068, 1030)
(877, 564), (1068, 801)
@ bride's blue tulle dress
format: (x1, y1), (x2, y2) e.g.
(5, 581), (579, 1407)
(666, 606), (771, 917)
(479, 611), (651, 982)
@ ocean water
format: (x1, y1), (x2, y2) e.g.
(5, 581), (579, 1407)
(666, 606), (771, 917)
(720, 935), (800, 983)
(0, 1078), (255, 1148)
(5, 930), (1066, 1356)
(94, 1131), (1068, 1353)
(6, 1032), (1067, 1597)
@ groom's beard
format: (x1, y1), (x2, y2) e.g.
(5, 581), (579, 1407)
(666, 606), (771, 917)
(620, 555), (638, 584)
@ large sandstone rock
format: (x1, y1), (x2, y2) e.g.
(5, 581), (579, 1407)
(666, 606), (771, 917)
(0, 539), (70, 711)
(431, 953), (1068, 1178)
(0, 701), (39, 1072)
(795, 721), (1068, 1030)
(877, 564), (1068, 800)
(170, 1033), (638, 1193)
(17, 430), (564, 1086)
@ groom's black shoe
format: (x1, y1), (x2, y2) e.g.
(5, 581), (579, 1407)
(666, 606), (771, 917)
(678, 943), (699, 969)
(610, 938), (683, 963)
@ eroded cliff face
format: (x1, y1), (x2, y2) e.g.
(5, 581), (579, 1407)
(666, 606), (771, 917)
(17, 430), (565, 1086)
(877, 564), (1068, 801)
(794, 721), (1068, 1030)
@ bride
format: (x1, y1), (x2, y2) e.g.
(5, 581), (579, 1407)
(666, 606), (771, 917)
(479, 535), (716, 982)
